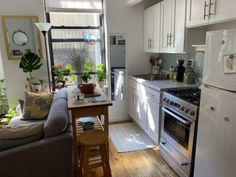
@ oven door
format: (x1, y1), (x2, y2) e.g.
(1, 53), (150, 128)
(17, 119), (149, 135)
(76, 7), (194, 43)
(161, 106), (195, 161)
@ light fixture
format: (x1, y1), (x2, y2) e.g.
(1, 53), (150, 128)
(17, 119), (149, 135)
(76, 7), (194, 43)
(35, 22), (52, 91)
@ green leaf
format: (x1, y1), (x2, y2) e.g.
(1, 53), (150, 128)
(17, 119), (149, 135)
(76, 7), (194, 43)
(19, 52), (42, 74)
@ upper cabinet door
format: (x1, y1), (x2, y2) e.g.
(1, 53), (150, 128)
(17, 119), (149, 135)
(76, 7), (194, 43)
(209, 0), (236, 24)
(186, 0), (210, 28)
(144, 7), (154, 52)
(152, 3), (161, 52)
(160, 0), (173, 53)
(171, 0), (186, 53)
(144, 4), (161, 53)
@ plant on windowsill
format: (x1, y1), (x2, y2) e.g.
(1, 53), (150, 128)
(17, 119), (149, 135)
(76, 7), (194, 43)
(96, 63), (107, 89)
(52, 63), (75, 89)
(79, 59), (96, 94)
(19, 52), (44, 92)
(0, 108), (16, 125)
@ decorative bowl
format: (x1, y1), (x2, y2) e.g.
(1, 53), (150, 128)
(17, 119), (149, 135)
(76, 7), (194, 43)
(83, 121), (95, 131)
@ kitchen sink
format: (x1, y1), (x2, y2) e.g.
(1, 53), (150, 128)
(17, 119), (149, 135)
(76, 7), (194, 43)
(133, 74), (166, 81)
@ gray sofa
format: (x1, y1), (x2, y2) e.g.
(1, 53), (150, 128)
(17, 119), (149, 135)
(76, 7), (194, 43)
(0, 89), (73, 177)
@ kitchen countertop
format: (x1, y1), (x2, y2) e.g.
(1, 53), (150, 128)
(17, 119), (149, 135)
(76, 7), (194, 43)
(129, 75), (199, 91)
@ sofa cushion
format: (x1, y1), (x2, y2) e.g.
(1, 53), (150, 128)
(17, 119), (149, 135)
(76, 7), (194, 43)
(0, 133), (43, 151)
(44, 98), (69, 137)
(9, 116), (45, 126)
(22, 91), (53, 120)
(0, 123), (44, 140)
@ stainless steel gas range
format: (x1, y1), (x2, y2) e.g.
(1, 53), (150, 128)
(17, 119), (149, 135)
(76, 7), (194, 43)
(160, 88), (201, 177)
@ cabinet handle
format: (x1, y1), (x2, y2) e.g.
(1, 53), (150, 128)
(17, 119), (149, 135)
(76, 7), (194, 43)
(150, 38), (152, 48)
(169, 33), (173, 46)
(167, 33), (172, 47)
(167, 34), (169, 47)
(208, 0), (214, 18)
(203, 1), (209, 20)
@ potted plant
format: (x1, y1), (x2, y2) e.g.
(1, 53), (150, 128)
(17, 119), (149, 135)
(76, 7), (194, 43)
(0, 108), (16, 125)
(19, 52), (44, 92)
(52, 63), (75, 89)
(79, 59), (96, 94)
(96, 63), (107, 88)
(0, 79), (9, 116)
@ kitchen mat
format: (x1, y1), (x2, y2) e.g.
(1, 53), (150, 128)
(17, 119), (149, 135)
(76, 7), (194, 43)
(109, 122), (156, 153)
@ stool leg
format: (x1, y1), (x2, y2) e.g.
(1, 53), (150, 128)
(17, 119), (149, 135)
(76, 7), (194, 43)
(100, 144), (111, 177)
(80, 146), (90, 177)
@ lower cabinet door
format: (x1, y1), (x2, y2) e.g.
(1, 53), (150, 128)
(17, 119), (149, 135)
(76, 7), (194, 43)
(145, 98), (160, 145)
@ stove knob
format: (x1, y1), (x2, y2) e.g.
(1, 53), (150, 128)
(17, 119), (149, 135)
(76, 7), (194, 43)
(170, 101), (174, 106)
(166, 99), (170, 103)
(185, 108), (190, 113)
(181, 106), (186, 111)
(190, 110), (195, 116)
(163, 98), (167, 102)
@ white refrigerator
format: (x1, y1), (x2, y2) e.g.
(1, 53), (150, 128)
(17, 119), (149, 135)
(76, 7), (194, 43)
(194, 29), (236, 177)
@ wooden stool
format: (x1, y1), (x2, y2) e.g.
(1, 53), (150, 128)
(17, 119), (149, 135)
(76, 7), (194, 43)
(78, 130), (111, 177)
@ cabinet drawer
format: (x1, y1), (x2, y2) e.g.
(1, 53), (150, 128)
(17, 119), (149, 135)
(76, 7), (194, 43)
(145, 86), (161, 103)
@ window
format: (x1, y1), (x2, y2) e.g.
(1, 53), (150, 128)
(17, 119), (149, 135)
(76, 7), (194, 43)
(47, 11), (105, 90)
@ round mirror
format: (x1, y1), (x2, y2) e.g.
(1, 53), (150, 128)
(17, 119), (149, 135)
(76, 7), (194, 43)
(12, 30), (28, 46)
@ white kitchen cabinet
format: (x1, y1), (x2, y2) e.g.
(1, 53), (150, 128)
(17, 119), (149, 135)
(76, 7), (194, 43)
(144, 3), (161, 53)
(160, 0), (186, 53)
(187, 0), (236, 28)
(128, 78), (161, 145)
(160, 0), (173, 53)
(186, 0), (209, 28)
(145, 96), (160, 145)
(128, 86), (145, 129)
(128, 87), (136, 119)
(209, 0), (236, 24)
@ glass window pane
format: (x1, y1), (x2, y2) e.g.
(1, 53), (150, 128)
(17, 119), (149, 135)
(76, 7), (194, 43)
(50, 12), (100, 27)
(51, 29), (100, 40)
(52, 42), (101, 69)
(46, 0), (102, 11)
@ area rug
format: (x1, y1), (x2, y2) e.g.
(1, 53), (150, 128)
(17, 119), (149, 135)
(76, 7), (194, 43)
(109, 122), (156, 153)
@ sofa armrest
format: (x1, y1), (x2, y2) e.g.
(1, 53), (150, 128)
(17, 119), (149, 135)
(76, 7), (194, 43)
(0, 133), (73, 177)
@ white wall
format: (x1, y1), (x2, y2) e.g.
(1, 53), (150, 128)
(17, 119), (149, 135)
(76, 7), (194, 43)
(106, 0), (151, 121)
(0, 0), (47, 107)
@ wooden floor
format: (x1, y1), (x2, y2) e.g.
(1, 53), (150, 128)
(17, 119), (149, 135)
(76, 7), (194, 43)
(87, 139), (178, 177)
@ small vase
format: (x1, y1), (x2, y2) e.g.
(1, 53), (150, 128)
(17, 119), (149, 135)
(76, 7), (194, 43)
(98, 81), (105, 89)
(31, 84), (42, 93)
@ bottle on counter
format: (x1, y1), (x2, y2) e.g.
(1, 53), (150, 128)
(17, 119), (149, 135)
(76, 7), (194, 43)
(175, 59), (185, 82)
(184, 60), (195, 84)
(169, 66), (175, 80)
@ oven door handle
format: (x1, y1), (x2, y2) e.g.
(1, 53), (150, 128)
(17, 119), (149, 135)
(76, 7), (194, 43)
(162, 107), (191, 125)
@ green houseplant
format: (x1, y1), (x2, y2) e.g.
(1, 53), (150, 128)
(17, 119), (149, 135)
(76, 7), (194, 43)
(19, 52), (44, 92)
(0, 79), (9, 116)
(52, 63), (75, 89)
(96, 63), (107, 88)
(79, 59), (96, 94)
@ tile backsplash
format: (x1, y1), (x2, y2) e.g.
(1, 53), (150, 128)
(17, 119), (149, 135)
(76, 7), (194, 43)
(154, 52), (205, 80)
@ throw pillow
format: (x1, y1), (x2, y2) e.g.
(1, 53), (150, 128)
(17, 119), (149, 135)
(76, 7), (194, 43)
(0, 123), (44, 140)
(22, 91), (53, 120)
